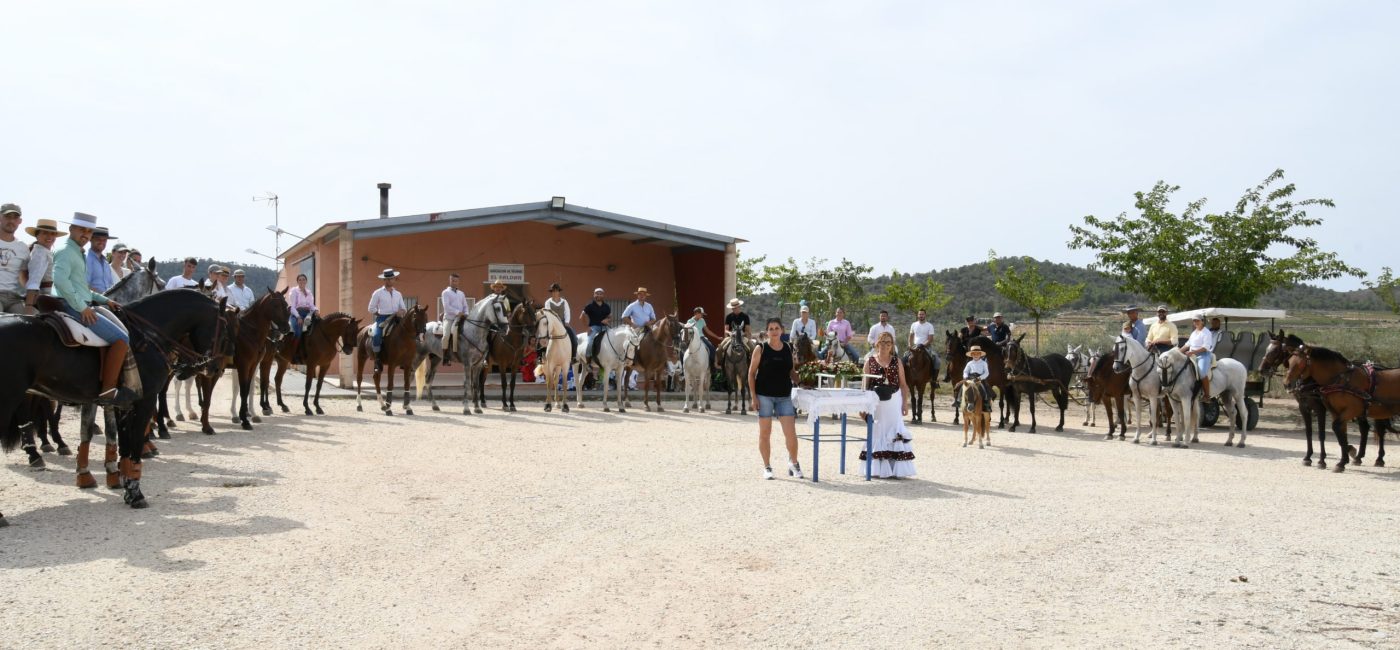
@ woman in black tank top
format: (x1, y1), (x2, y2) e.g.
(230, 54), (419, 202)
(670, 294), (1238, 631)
(748, 318), (802, 480)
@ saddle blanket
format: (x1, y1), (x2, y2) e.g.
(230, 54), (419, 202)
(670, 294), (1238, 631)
(50, 307), (128, 347)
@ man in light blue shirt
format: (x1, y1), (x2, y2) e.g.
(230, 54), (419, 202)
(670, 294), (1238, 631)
(1122, 306), (1147, 347)
(621, 287), (657, 329)
(86, 227), (116, 293)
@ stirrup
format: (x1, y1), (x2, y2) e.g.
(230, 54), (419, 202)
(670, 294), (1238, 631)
(96, 387), (137, 408)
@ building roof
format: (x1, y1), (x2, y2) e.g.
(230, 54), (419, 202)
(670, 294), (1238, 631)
(280, 199), (743, 259)
(1166, 307), (1287, 323)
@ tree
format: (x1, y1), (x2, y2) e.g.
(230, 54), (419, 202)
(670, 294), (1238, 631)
(1068, 169), (1365, 309)
(876, 270), (954, 314)
(735, 249), (767, 299)
(988, 250), (1084, 354)
(1364, 266), (1400, 314)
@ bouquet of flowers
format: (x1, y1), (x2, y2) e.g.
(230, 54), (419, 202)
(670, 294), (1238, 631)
(797, 359), (865, 388)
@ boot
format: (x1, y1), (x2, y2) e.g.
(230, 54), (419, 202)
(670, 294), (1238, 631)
(75, 442), (97, 489)
(96, 340), (137, 408)
(1201, 376), (1211, 401)
(373, 346), (384, 373)
(291, 338), (303, 364)
(104, 443), (120, 488)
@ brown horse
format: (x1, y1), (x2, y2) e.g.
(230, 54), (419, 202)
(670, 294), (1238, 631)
(258, 313), (362, 415)
(355, 304), (429, 416)
(957, 378), (990, 448)
(945, 332), (1012, 428)
(1083, 349), (1130, 440)
(793, 330), (818, 366)
(1285, 346), (1397, 472)
(904, 345), (940, 424)
(477, 302), (537, 412)
(223, 289), (290, 431)
(1260, 330), (1333, 467)
(634, 314), (682, 412)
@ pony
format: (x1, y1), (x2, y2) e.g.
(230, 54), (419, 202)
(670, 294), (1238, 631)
(572, 326), (638, 412)
(904, 344), (940, 424)
(944, 332), (1013, 428)
(1114, 333), (1175, 445)
(633, 315), (682, 412)
(679, 323), (712, 413)
(258, 312), (361, 415)
(534, 308), (572, 413)
(1083, 348), (1130, 440)
(719, 328), (752, 415)
(957, 378), (990, 448)
(1156, 346), (1248, 448)
(416, 293), (509, 415)
(355, 304), (429, 416)
(1001, 334), (1073, 433)
(1260, 330), (1332, 467)
(1285, 345), (1398, 472)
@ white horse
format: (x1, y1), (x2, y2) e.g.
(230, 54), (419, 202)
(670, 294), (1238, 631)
(823, 330), (849, 363)
(534, 309), (573, 413)
(414, 294), (508, 415)
(573, 326), (639, 412)
(679, 324), (711, 413)
(1115, 334), (1170, 445)
(1156, 347), (1249, 448)
(1065, 344), (1094, 426)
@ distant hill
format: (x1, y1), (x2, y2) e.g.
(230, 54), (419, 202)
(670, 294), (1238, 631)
(152, 259), (280, 292)
(741, 257), (1386, 328)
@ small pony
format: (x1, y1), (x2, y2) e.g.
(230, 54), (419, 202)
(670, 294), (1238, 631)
(959, 378), (991, 449)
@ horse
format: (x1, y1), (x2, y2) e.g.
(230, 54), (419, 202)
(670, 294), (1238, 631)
(957, 378), (990, 448)
(7, 394), (64, 469)
(1156, 346), (1249, 449)
(217, 289), (290, 431)
(572, 326), (638, 412)
(944, 331), (1013, 428)
(416, 294), (509, 415)
(904, 344), (940, 424)
(633, 314), (682, 412)
(1285, 345), (1398, 472)
(1083, 348), (1130, 440)
(0, 289), (228, 521)
(1065, 344), (1097, 427)
(1260, 330), (1333, 467)
(719, 328), (752, 415)
(1114, 334), (1176, 445)
(474, 301), (536, 412)
(534, 308), (573, 413)
(679, 323), (712, 413)
(257, 312), (361, 415)
(1002, 334), (1073, 433)
(793, 330), (818, 366)
(822, 330), (849, 364)
(355, 304), (429, 416)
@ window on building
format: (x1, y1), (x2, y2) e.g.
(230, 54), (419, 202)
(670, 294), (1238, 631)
(296, 255), (315, 295)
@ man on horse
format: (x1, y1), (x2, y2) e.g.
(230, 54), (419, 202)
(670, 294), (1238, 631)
(0, 203), (30, 314)
(85, 226), (116, 294)
(288, 272), (319, 363)
(621, 287), (656, 330)
(1122, 305), (1147, 347)
(21, 218), (64, 316)
(724, 298), (751, 342)
(1146, 305), (1177, 355)
(439, 273), (467, 366)
(54, 213), (135, 407)
(905, 308), (935, 364)
(581, 287), (612, 365)
(164, 257), (200, 291)
(542, 282), (578, 362)
(987, 312), (1011, 344)
(489, 279), (511, 311)
(819, 307), (860, 362)
(227, 268), (254, 310)
(962, 345), (993, 412)
(959, 315), (983, 341)
(868, 309), (897, 353)
(368, 268), (407, 373)
(790, 303), (817, 343)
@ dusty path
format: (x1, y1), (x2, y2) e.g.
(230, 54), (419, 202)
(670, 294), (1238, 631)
(3, 386), (1398, 649)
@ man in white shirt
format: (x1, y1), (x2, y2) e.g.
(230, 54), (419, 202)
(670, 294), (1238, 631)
(368, 268), (407, 371)
(906, 309), (936, 361)
(226, 269), (255, 310)
(440, 273), (468, 365)
(789, 304), (817, 343)
(0, 203), (30, 314)
(163, 257), (201, 291)
(866, 309), (897, 355)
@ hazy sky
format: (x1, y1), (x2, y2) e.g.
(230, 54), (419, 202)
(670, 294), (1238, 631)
(3, 1), (1394, 290)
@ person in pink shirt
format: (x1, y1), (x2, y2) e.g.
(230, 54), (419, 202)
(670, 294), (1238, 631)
(287, 273), (318, 363)
(819, 307), (860, 361)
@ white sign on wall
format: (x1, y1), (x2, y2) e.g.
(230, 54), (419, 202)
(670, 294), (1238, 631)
(488, 263), (525, 283)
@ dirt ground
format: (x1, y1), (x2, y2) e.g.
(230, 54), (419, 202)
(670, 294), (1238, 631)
(2, 383), (1398, 649)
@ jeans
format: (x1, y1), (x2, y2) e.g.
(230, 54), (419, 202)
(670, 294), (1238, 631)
(1194, 351), (1212, 378)
(290, 308), (311, 338)
(757, 394), (796, 419)
(61, 303), (129, 344)
(372, 313), (391, 351)
(817, 342), (860, 362)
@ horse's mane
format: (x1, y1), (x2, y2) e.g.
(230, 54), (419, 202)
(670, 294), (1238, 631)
(967, 335), (997, 354)
(1283, 334), (1305, 348)
(1305, 346), (1350, 365)
(321, 311), (353, 321)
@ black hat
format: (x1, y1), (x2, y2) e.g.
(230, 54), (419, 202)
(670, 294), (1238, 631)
(965, 315), (976, 321)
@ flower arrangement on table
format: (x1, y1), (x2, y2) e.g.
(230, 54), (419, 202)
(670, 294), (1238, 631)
(797, 359), (865, 389)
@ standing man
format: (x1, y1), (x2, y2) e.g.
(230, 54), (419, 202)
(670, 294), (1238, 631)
(724, 298), (751, 341)
(226, 269), (255, 311)
(0, 203), (28, 314)
(1122, 306), (1147, 347)
(960, 315), (984, 341)
(790, 304), (817, 342)
(907, 309), (935, 361)
(867, 309), (897, 353)
(439, 273), (468, 366)
(1145, 306), (1178, 355)
(368, 269), (407, 372)
(986, 312), (1011, 344)
(621, 286), (656, 330)
(53, 213), (132, 407)
(820, 307), (860, 362)
(22, 218), (65, 315)
(163, 257), (200, 291)
(86, 226), (116, 294)
(582, 287), (612, 365)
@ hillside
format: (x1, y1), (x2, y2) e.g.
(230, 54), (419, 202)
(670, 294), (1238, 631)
(152, 259), (280, 293)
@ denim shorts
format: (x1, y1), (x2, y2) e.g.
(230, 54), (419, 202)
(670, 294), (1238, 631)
(757, 395), (796, 419)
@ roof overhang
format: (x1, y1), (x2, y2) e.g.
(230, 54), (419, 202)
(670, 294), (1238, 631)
(1167, 307), (1288, 324)
(279, 223), (345, 261)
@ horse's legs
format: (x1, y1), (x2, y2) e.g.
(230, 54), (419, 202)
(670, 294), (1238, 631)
(1375, 421), (1386, 467)
(274, 360), (290, 413)
(182, 377), (196, 420)
(1115, 395), (1127, 439)
(303, 366), (316, 415)
(238, 367), (253, 430)
(198, 374), (216, 435)
(401, 364), (413, 416)
(1331, 414), (1351, 472)
(354, 349), (366, 412)
(314, 366), (329, 415)
(381, 364), (396, 416)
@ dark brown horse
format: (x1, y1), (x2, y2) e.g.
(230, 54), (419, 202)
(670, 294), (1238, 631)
(634, 314), (682, 412)
(477, 302), (537, 412)
(258, 312), (362, 415)
(793, 330), (818, 366)
(223, 289), (290, 432)
(1285, 346), (1396, 472)
(945, 332), (1012, 428)
(355, 304), (429, 416)
(1083, 349), (1129, 440)
(904, 345), (940, 424)
(1002, 334), (1073, 433)
(1260, 330), (1332, 467)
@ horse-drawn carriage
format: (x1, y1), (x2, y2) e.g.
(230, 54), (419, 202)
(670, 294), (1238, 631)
(1166, 307), (1285, 431)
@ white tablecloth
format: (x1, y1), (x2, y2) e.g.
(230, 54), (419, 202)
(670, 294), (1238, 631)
(791, 388), (879, 425)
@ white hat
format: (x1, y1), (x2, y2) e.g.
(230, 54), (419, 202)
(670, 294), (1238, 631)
(799, 305), (809, 313)
(69, 212), (98, 230)
(593, 287), (604, 294)
(993, 312), (1003, 318)
(380, 268), (400, 279)
(728, 298), (744, 308)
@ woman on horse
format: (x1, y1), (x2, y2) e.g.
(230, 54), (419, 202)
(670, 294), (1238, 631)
(288, 273), (319, 363)
(863, 331), (916, 478)
(53, 213), (133, 407)
(963, 345), (992, 411)
(368, 269), (407, 372)
(685, 306), (722, 370)
(747, 318), (800, 480)
(542, 282), (578, 362)
(1180, 316), (1214, 400)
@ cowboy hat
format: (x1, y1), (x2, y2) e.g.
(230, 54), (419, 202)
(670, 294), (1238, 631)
(1122, 305), (1140, 313)
(489, 279), (506, 290)
(968, 345), (986, 358)
(24, 218), (66, 237)
(635, 286), (648, 294)
(380, 268), (401, 279)
(92, 227), (116, 239)
(1, 203), (20, 216)
(547, 282), (562, 292)
(727, 298), (743, 308)
(68, 212), (98, 230)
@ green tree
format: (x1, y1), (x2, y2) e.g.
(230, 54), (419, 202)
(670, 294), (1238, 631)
(876, 270), (954, 314)
(1364, 266), (1400, 314)
(735, 249), (767, 299)
(760, 257), (805, 321)
(988, 250), (1084, 354)
(1068, 169), (1365, 309)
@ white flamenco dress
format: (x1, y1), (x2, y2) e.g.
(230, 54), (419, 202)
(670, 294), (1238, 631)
(860, 385), (917, 478)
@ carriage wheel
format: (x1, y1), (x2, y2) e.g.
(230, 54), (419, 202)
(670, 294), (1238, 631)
(1242, 397), (1259, 431)
(1200, 400), (1220, 428)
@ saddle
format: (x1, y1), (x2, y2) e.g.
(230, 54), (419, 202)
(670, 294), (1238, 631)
(33, 296), (126, 348)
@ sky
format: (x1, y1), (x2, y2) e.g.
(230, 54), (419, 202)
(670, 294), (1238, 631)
(2, 1), (1394, 290)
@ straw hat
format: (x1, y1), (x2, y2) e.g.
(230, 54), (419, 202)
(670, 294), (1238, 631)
(380, 268), (401, 280)
(968, 345), (987, 358)
(635, 286), (648, 295)
(24, 218), (66, 237)
(727, 298), (744, 308)
(490, 279), (506, 290)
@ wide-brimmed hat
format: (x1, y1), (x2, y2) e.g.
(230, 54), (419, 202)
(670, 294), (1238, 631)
(1, 203), (20, 216)
(547, 282), (562, 292)
(635, 286), (648, 294)
(92, 227), (115, 239)
(968, 345), (987, 358)
(728, 298), (743, 308)
(216, 267), (231, 275)
(489, 279), (506, 290)
(24, 219), (66, 237)
(69, 212), (98, 230)
(380, 268), (401, 280)
(1122, 305), (1140, 313)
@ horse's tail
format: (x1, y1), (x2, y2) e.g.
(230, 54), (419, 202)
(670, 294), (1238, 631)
(414, 356), (429, 399)
(2, 398), (25, 453)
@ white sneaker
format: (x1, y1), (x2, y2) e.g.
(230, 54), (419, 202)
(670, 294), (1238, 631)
(788, 462), (803, 479)
(763, 467), (774, 480)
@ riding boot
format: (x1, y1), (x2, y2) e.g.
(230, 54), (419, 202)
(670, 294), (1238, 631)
(96, 340), (137, 408)
(75, 442), (97, 488)
(1201, 376), (1211, 401)
(291, 337), (303, 364)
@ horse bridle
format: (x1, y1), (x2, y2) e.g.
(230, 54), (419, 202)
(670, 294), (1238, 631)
(1113, 338), (1156, 383)
(1158, 351), (1195, 390)
(117, 301), (226, 375)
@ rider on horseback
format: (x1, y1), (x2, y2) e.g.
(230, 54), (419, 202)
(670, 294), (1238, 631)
(818, 307), (860, 362)
(685, 306), (722, 370)
(905, 309), (935, 365)
(288, 272), (319, 364)
(21, 218), (64, 316)
(439, 273), (467, 366)
(368, 268), (406, 373)
(542, 282), (578, 363)
(1181, 316), (1214, 400)
(724, 299), (751, 343)
(54, 213), (134, 407)
(621, 287), (656, 330)
(582, 287), (612, 366)
(1145, 305), (1177, 355)
(963, 345), (993, 412)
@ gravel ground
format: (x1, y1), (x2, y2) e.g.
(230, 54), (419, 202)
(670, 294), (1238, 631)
(2, 384), (1398, 649)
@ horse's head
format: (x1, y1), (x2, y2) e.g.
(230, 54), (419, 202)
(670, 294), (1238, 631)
(1284, 347), (1312, 388)
(340, 316), (362, 355)
(944, 330), (964, 359)
(407, 304), (429, 335)
(1065, 345), (1082, 372)
(510, 303), (537, 335)
(1002, 333), (1026, 371)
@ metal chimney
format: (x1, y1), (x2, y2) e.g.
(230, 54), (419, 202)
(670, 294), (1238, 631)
(377, 183), (392, 219)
